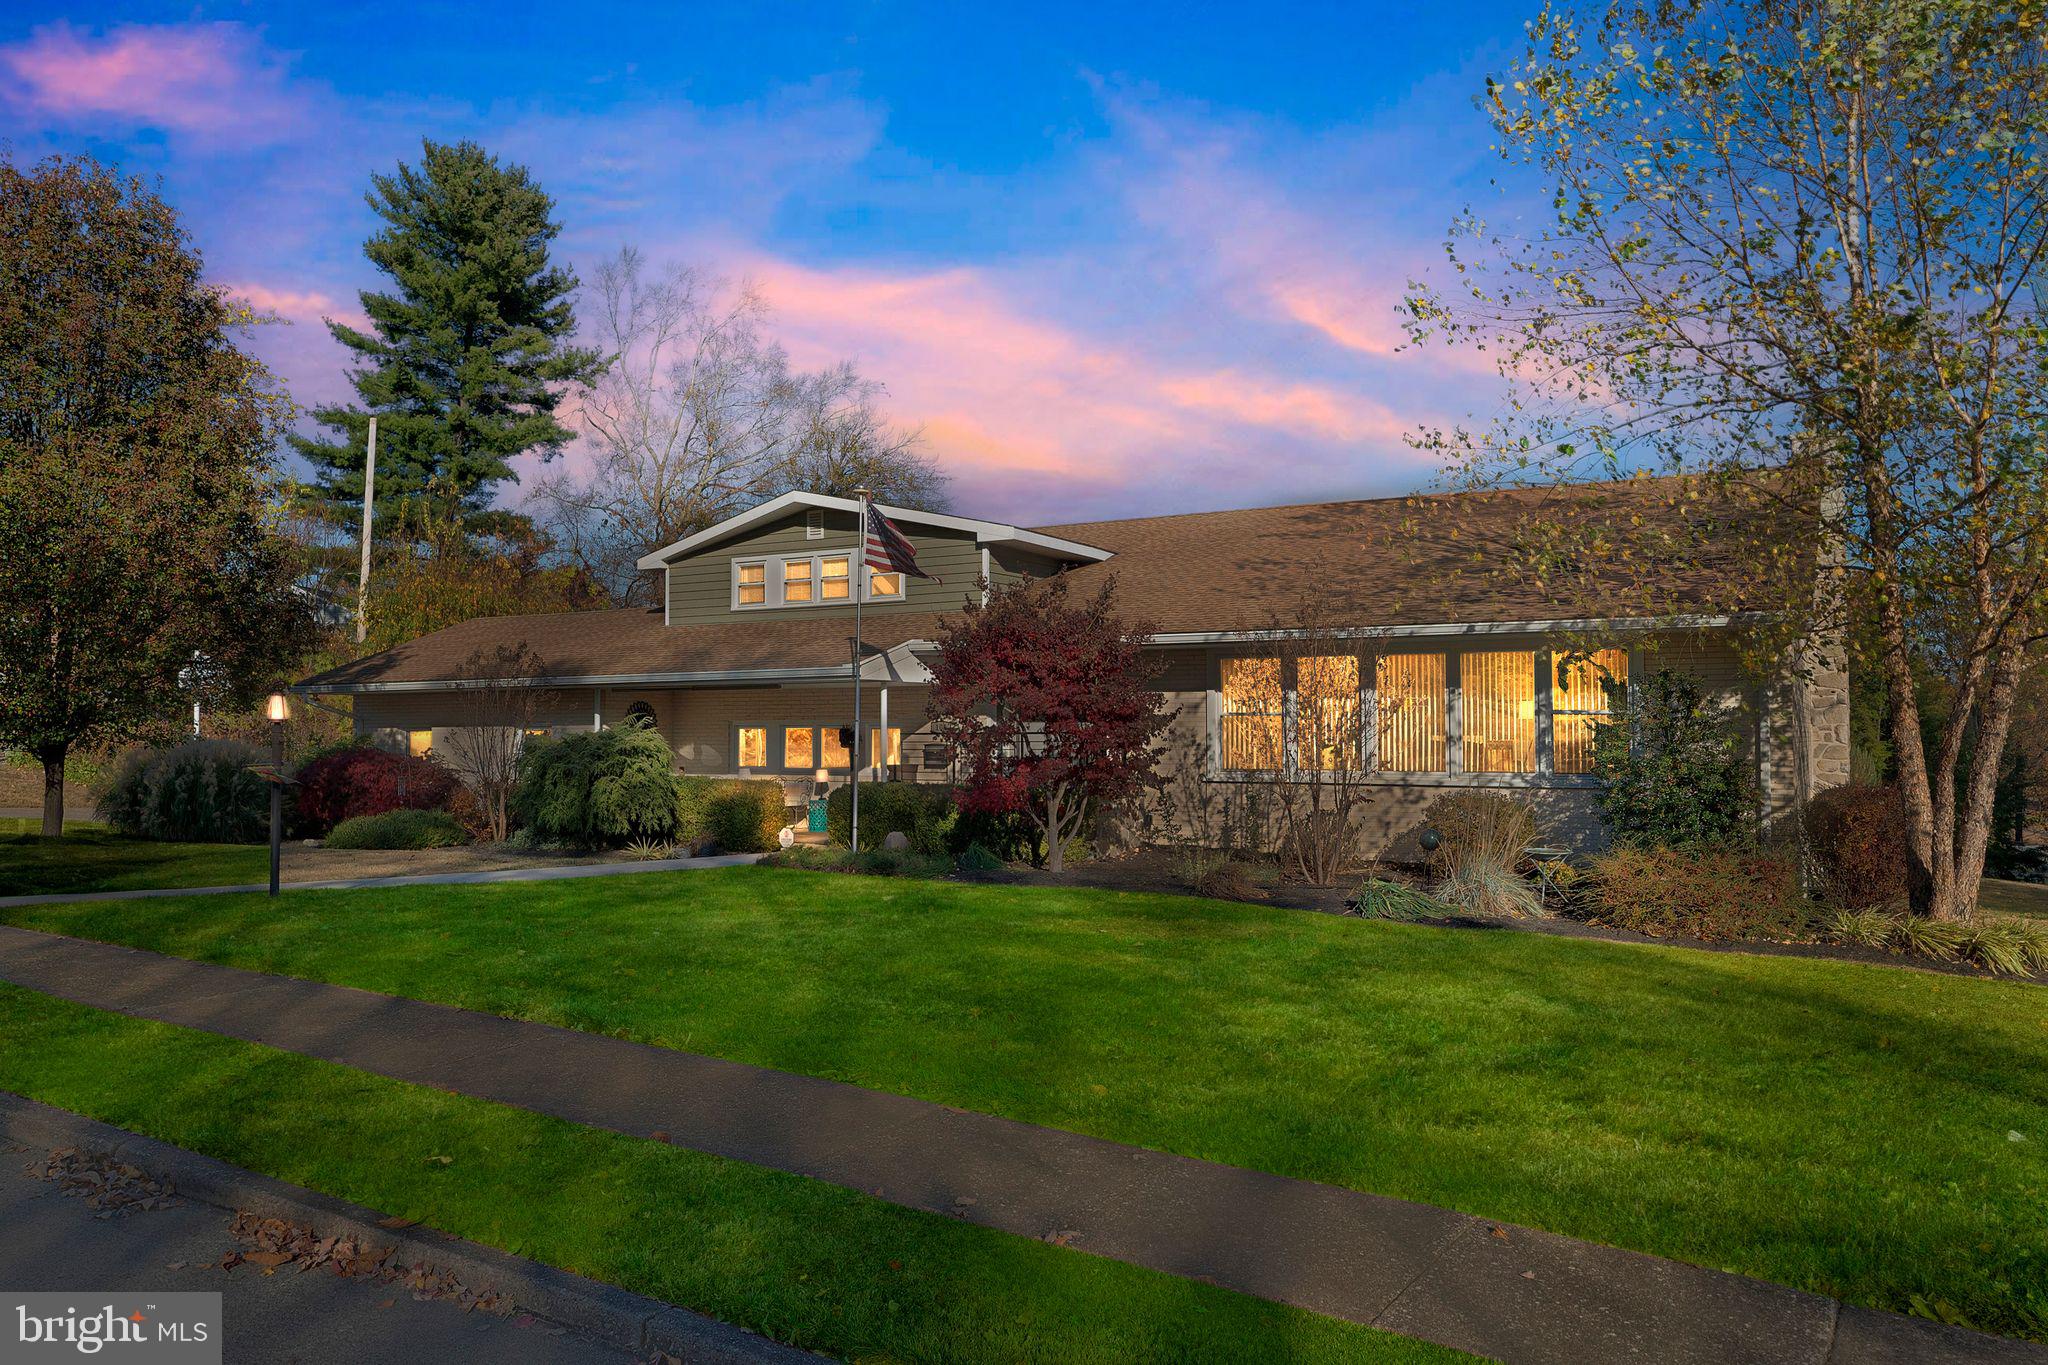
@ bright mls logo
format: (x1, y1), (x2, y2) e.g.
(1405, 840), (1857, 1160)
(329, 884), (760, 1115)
(5, 1292), (220, 1363)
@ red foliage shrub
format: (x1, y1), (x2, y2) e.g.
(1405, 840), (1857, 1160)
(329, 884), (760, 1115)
(293, 745), (459, 835)
(1803, 783), (1908, 909)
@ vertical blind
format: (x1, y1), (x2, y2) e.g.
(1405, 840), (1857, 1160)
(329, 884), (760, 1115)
(1297, 655), (1362, 770)
(1219, 657), (1284, 770)
(1554, 648), (1628, 773)
(1461, 651), (1537, 773)
(1375, 654), (1447, 772)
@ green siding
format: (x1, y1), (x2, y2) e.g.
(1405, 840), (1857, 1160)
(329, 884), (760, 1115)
(665, 510), (988, 625)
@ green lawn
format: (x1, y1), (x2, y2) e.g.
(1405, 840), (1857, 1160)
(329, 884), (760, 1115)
(4, 867), (2046, 1340)
(0, 823), (267, 896)
(0, 985), (1452, 1364)
(1982, 877), (2048, 920)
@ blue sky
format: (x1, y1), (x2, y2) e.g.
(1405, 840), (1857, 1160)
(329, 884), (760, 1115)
(0, 1), (1542, 523)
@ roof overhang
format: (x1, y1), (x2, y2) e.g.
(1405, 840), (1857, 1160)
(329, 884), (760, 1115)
(1142, 612), (1776, 646)
(632, 491), (1113, 570)
(295, 640), (938, 696)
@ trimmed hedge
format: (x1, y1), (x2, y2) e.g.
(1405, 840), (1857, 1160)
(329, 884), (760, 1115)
(293, 745), (458, 835)
(511, 723), (680, 848)
(98, 740), (269, 843)
(825, 782), (956, 856)
(703, 779), (788, 853)
(1581, 845), (1810, 941)
(1804, 783), (1908, 909)
(325, 808), (470, 850)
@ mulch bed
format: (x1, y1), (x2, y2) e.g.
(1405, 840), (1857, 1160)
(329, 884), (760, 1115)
(973, 850), (2035, 982)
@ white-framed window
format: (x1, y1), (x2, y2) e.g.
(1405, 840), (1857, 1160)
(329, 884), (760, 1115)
(1553, 648), (1628, 774)
(407, 729), (434, 759)
(731, 551), (911, 609)
(735, 559), (768, 607)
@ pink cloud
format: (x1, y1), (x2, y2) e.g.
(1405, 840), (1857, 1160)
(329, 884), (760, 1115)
(216, 278), (367, 412)
(735, 254), (1440, 520)
(0, 22), (308, 141)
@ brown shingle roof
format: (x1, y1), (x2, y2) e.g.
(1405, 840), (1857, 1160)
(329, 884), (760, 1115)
(301, 477), (1796, 689)
(1034, 477), (1792, 634)
(299, 608), (954, 690)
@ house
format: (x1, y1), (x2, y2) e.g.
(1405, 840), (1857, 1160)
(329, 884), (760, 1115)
(296, 479), (1849, 855)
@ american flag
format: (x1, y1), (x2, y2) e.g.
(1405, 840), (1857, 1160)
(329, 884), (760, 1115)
(864, 502), (938, 582)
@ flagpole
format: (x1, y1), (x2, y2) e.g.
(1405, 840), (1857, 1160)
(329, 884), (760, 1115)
(851, 487), (869, 854)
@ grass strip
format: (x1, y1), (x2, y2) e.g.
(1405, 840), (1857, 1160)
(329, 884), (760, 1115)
(6, 865), (2046, 1338)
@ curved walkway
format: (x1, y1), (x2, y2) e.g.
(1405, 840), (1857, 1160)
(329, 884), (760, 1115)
(0, 924), (2038, 1365)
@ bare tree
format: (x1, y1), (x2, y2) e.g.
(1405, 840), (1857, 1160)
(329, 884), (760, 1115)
(1225, 601), (1379, 886)
(438, 644), (554, 841)
(531, 248), (947, 602)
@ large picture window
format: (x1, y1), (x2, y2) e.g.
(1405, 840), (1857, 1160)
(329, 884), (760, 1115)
(1461, 651), (1536, 773)
(1219, 657), (1284, 770)
(1297, 655), (1362, 771)
(1375, 654), (1446, 773)
(1554, 649), (1628, 774)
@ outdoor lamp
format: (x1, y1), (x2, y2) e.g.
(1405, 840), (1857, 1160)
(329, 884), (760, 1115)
(814, 767), (829, 787)
(266, 692), (289, 896)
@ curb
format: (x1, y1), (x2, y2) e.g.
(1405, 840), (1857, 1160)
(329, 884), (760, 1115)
(0, 1091), (818, 1364)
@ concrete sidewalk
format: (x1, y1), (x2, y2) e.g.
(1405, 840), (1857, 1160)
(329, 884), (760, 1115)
(0, 923), (2038, 1365)
(0, 852), (760, 909)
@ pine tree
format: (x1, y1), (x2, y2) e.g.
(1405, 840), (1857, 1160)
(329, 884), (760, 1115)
(294, 139), (602, 535)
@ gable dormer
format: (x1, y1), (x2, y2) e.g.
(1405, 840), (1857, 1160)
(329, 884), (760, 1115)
(634, 492), (1113, 627)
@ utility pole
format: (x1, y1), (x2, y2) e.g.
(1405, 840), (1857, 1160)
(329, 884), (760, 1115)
(355, 416), (378, 645)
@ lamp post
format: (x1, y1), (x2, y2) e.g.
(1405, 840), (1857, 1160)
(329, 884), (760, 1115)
(266, 692), (290, 897)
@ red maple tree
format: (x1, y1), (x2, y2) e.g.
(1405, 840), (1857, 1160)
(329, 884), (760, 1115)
(928, 575), (1168, 871)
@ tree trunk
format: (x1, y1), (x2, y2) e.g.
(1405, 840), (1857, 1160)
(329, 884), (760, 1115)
(1042, 789), (1066, 874)
(39, 744), (66, 837)
(1949, 648), (2024, 921)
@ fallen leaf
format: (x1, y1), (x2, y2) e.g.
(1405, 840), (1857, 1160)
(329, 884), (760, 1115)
(1491, 1227), (1510, 1241)
(244, 1251), (292, 1268)
(378, 1300), (395, 1310)
(425, 1155), (454, 1166)
(377, 1216), (418, 1229)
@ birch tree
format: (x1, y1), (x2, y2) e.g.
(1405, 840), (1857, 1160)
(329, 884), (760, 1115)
(1404, 0), (2048, 919)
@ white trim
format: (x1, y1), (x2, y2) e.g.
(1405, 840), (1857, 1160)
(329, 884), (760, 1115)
(1148, 613), (1770, 646)
(632, 490), (1112, 568)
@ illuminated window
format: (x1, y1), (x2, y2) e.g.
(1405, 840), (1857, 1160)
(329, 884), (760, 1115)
(1219, 657), (1284, 770)
(736, 562), (766, 606)
(783, 726), (815, 770)
(820, 555), (851, 600)
(781, 558), (813, 603)
(1297, 655), (1362, 771)
(869, 568), (903, 599)
(821, 726), (853, 769)
(1375, 654), (1446, 773)
(870, 727), (903, 766)
(1555, 649), (1628, 774)
(407, 729), (433, 758)
(737, 726), (767, 769)
(1462, 651), (1537, 773)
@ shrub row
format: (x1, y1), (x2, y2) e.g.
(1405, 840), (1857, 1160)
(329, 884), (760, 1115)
(98, 740), (270, 844)
(324, 808), (469, 850)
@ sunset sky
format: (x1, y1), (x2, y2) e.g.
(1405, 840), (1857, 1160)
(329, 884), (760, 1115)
(0, 2), (1544, 524)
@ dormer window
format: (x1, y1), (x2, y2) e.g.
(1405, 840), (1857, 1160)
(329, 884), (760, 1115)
(736, 562), (766, 606)
(732, 551), (903, 609)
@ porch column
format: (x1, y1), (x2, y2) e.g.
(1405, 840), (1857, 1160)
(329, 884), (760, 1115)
(592, 688), (603, 731)
(878, 686), (890, 780)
